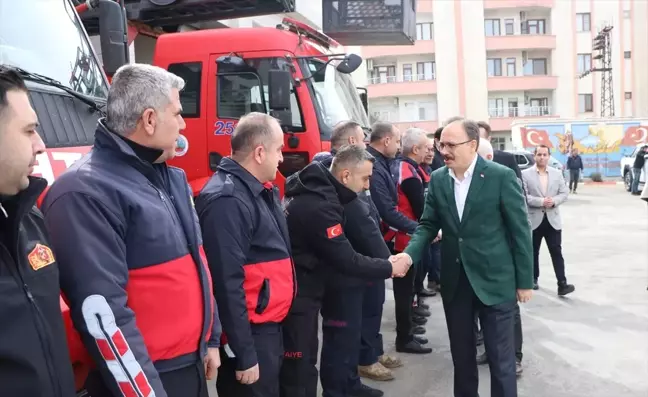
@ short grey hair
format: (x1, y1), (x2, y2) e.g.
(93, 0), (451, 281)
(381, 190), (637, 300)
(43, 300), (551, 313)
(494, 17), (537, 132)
(401, 127), (428, 156)
(443, 116), (481, 150)
(331, 144), (375, 172)
(231, 112), (280, 157)
(369, 122), (395, 143)
(106, 63), (185, 136)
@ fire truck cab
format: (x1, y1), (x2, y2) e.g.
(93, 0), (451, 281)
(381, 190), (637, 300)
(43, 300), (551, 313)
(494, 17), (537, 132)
(156, 18), (371, 195)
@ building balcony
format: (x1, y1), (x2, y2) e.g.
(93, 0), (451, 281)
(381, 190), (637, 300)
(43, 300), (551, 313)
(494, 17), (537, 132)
(392, 120), (438, 133)
(367, 75), (437, 98)
(487, 75), (557, 92)
(486, 34), (556, 51)
(487, 106), (555, 130)
(362, 39), (434, 59)
(483, 0), (554, 9)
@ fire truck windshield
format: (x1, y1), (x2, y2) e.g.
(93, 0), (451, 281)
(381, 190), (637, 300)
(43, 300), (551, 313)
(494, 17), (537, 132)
(304, 58), (370, 140)
(0, 0), (108, 98)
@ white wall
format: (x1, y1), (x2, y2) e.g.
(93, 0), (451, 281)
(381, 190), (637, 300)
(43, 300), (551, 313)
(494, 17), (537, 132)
(369, 94), (438, 122)
(461, 0), (489, 121)
(432, 0), (460, 121)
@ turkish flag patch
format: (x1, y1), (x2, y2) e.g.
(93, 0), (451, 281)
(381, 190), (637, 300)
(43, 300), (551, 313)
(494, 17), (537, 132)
(326, 224), (343, 239)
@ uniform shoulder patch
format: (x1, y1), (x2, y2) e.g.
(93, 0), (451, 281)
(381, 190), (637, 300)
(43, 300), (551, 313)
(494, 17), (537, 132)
(326, 223), (343, 239)
(28, 243), (55, 271)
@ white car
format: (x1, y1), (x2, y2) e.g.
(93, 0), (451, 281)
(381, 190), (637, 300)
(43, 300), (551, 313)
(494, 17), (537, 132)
(621, 143), (648, 192)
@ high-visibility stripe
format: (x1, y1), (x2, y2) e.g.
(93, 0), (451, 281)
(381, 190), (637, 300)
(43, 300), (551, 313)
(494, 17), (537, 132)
(82, 295), (155, 397)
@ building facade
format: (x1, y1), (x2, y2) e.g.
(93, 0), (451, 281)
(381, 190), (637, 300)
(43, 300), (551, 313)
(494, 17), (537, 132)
(355, 0), (648, 150)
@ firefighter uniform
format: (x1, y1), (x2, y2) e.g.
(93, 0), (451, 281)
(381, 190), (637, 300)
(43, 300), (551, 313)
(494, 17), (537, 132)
(195, 157), (296, 397)
(280, 162), (393, 397)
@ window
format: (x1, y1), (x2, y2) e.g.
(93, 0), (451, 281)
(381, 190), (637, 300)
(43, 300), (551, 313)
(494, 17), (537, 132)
(522, 19), (546, 34)
(218, 57), (303, 127)
(487, 58), (502, 76)
(488, 98), (504, 117)
(506, 58), (516, 76)
(484, 19), (501, 36)
(514, 153), (531, 166)
(578, 94), (593, 113)
(577, 53), (592, 74)
(524, 58), (547, 75)
(403, 64), (413, 81)
(505, 19), (515, 35)
(168, 62), (202, 117)
(371, 65), (396, 83)
(416, 23), (433, 40)
(528, 98), (549, 115)
(418, 107), (427, 120)
(624, 51), (632, 59)
(492, 137), (507, 150)
(625, 92), (632, 100)
(508, 98), (519, 117)
(576, 13), (591, 32)
(416, 61), (435, 80)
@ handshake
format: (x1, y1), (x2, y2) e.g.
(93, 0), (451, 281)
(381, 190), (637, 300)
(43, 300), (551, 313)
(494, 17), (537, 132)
(388, 253), (412, 278)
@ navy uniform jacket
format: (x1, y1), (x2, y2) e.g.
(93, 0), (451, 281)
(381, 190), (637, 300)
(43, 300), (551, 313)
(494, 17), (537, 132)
(195, 157), (296, 371)
(42, 121), (220, 397)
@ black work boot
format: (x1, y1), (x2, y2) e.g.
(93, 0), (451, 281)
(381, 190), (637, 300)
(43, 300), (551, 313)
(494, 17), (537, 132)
(412, 306), (431, 317)
(558, 281), (575, 296)
(349, 383), (385, 397)
(412, 325), (426, 335)
(412, 315), (427, 326)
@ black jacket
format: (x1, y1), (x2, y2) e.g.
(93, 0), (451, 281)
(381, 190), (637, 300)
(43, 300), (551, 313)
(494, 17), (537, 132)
(283, 162), (393, 298)
(633, 147), (646, 169)
(430, 147), (445, 172)
(0, 177), (76, 397)
(493, 149), (522, 180)
(312, 152), (391, 288)
(567, 155), (584, 170)
(366, 146), (418, 234)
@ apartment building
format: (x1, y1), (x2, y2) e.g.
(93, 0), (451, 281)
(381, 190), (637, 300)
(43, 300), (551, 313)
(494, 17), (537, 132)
(355, 0), (648, 150)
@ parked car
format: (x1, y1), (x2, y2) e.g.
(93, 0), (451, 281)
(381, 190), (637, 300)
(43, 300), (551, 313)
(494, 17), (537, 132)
(620, 143), (648, 192)
(507, 150), (535, 171)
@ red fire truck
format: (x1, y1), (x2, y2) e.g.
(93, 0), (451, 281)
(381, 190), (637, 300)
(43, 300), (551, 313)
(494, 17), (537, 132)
(3, 0), (370, 392)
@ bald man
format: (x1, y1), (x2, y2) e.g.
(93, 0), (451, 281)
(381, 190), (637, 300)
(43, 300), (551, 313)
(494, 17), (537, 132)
(477, 138), (494, 161)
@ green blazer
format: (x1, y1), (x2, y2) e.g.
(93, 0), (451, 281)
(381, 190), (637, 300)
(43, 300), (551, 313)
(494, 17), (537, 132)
(404, 156), (533, 306)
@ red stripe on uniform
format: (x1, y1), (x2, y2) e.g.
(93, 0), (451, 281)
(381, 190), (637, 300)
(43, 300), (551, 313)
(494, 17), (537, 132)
(118, 382), (138, 397)
(96, 339), (116, 361)
(111, 329), (129, 357)
(135, 372), (153, 396)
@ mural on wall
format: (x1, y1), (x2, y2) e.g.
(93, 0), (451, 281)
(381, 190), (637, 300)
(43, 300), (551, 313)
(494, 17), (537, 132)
(518, 122), (648, 177)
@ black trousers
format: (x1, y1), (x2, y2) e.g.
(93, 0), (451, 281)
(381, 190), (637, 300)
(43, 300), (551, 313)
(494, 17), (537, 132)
(320, 286), (364, 397)
(280, 296), (321, 397)
(532, 215), (566, 284)
(392, 255), (416, 344)
(357, 280), (385, 367)
(84, 360), (208, 397)
(474, 304), (524, 362)
(568, 169), (580, 191)
(445, 265), (517, 397)
(217, 324), (284, 397)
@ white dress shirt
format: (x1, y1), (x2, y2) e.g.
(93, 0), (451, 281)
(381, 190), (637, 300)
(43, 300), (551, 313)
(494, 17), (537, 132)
(448, 154), (479, 222)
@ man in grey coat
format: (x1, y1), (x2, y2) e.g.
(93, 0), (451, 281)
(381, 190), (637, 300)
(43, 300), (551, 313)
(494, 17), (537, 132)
(522, 144), (575, 296)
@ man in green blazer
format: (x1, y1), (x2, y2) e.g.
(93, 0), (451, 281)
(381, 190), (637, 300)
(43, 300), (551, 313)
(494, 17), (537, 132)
(397, 118), (534, 397)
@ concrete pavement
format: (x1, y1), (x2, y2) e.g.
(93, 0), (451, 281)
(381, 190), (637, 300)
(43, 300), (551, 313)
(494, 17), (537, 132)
(208, 183), (648, 397)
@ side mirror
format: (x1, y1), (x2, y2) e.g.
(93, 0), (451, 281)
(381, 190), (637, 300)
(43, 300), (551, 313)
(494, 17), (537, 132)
(99, 0), (128, 77)
(336, 54), (363, 74)
(268, 69), (293, 126)
(357, 87), (368, 116)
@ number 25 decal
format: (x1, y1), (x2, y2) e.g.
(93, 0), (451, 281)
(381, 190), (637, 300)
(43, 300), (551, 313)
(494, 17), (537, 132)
(214, 120), (236, 135)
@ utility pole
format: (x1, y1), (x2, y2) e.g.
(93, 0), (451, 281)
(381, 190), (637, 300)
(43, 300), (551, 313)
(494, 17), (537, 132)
(578, 25), (614, 117)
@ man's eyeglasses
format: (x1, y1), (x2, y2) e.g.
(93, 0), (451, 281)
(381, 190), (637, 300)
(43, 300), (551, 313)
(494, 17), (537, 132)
(438, 139), (474, 151)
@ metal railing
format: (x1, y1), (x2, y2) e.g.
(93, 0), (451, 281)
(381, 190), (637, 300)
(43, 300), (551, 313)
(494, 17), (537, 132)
(368, 73), (436, 84)
(488, 106), (552, 118)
